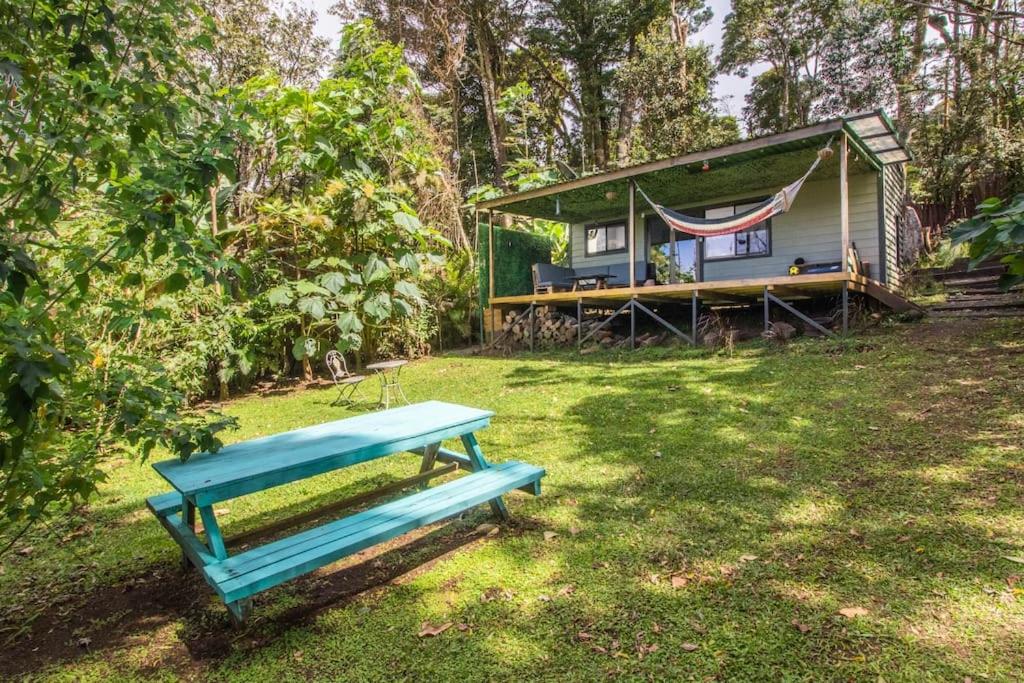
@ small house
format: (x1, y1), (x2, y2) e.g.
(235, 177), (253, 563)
(477, 111), (919, 347)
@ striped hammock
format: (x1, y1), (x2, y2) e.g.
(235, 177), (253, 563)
(637, 143), (831, 238)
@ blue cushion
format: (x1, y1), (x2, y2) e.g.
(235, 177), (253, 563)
(534, 263), (573, 286)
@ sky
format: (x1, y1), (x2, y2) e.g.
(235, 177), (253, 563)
(296, 0), (763, 115)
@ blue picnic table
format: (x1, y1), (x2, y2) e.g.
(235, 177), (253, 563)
(146, 400), (544, 624)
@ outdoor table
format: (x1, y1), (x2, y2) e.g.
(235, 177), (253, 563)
(569, 273), (616, 291)
(365, 359), (409, 409)
(145, 400), (546, 624)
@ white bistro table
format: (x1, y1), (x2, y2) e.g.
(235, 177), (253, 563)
(365, 359), (409, 409)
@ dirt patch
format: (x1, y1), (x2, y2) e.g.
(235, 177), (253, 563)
(0, 515), (525, 678)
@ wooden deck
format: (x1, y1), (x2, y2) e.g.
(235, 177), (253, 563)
(490, 272), (917, 312)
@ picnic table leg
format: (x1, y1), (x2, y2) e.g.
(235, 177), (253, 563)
(181, 496), (196, 570)
(227, 598), (252, 627)
(418, 442), (440, 490)
(198, 505), (229, 561)
(459, 433), (510, 521)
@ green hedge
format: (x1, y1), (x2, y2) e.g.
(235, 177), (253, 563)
(477, 225), (554, 309)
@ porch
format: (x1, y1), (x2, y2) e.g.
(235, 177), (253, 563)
(487, 271), (918, 349)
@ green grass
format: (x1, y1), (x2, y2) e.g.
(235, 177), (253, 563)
(2, 318), (1023, 681)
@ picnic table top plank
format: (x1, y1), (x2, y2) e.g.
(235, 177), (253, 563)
(152, 401), (493, 501)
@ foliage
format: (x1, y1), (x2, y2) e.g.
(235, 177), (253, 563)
(951, 194), (1024, 290)
(238, 22), (450, 374)
(0, 0), (243, 534)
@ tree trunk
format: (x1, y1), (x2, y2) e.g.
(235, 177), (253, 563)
(469, 0), (507, 184)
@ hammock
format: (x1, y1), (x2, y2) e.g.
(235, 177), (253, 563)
(637, 141), (833, 238)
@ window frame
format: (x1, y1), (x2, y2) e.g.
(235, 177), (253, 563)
(583, 220), (629, 257)
(697, 197), (773, 262)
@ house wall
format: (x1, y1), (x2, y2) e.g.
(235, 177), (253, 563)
(567, 170), (886, 283)
(881, 164), (906, 287)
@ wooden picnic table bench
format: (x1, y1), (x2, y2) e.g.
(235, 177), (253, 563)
(146, 400), (544, 624)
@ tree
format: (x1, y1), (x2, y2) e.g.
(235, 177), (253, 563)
(1, 0), (241, 538)
(246, 22), (452, 374)
(615, 16), (740, 161)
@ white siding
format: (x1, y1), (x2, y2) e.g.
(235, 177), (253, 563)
(882, 164), (906, 287)
(568, 171), (884, 282)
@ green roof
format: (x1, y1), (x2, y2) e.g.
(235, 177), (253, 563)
(477, 111), (907, 223)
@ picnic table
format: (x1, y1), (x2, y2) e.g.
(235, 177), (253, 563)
(146, 401), (545, 624)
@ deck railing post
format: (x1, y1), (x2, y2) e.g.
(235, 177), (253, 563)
(577, 299), (582, 350)
(763, 286), (770, 332)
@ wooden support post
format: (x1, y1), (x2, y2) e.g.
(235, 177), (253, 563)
(630, 299), (636, 350)
(529, 303), (535, 352)
(691, 289), (699, 346)
(487, 210), (495, 345)
(763, 285), (770, 332)
(842, 281), (849, 334)
(839, 133), (850, 270)
(697, 237), (705, 282)
(577, 299), (582, 350)
(628, 180), (637, 288)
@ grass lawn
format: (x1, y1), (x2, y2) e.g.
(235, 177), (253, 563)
(2, 318), (1022, 681)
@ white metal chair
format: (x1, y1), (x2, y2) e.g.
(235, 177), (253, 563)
(325, 351), (366, 405)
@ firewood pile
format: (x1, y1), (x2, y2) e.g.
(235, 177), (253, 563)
(493, 308), (667, 351)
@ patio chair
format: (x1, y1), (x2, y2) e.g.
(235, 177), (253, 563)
(325, 351), (366, 405)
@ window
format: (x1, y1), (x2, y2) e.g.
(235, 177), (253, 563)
(585, 222), (627, 256)
(703, 202), (771, 260)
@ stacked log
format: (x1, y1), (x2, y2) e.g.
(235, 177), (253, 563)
(495, 308), (666, 351)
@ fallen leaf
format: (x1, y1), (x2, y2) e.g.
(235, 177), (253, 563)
(215, 508), (230, 515)
(576, 631), (593, 641)
(292, 650), (303, 662)
(556, 584), (575, 597)
(543, 531), (558, 541)
(838, 606), (869, 619)
(1002, 556), (1024, 565)
(592, 645), (608, 654)
(537, 594), (551, 602)
(671, 575), (688, 589)
(418, 622), (453, 638)
(475, 523), (498, 535)
(15, 546), (32, 557)
(76, 636), (92, 648)
(681, 642), (699, 652)
(568, 526), (581, 536)
(652, 622), (663, 634)
(739, 554), (758, 562)
(791, 619), (811, 633)
(456, 623), (470, 632)
(648, 573), (660, 584)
